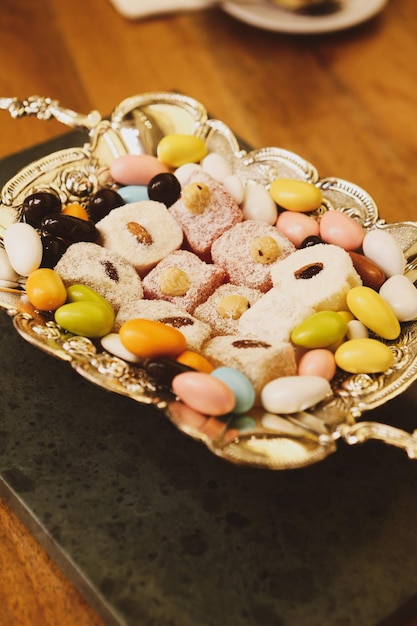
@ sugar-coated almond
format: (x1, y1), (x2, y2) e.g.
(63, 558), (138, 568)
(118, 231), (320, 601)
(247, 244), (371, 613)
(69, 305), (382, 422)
(346, 319), (369, 340)
(201, 152), (232, 183)
(261, 375), (331, 414)
(117, 185), (149, 204)
(297, 349), (336, 381)
(110, 154), (169, 186)
(222, 175), (244, 204)
(62, 203), (89, 221)
(269, 178), (323, 212)
(319, 210), (364, 251)
(4, 222), (43, 276)
(0, 248), (19, 284)
(157, 134), (207, 168)
(26, 268), (67, 311)
(211, 366), (255, 414)
(101, 332), (142, 363)
(176, 350), (214, 373)
(379, 274), (417, 322)
(362, 229), (405, 278)
(55, 301), (114, 338)
(346, 286), (401, 340)
(242, 182), (278, 224)
(119, 318), (187, 358)
(276, 211), (320, 247)
(66, 284), (114, 317)
(172, 371), (236, 416)
(348, 251), (385, 290)
(335, 338), (394, 374)
(291, 311), (348, 349)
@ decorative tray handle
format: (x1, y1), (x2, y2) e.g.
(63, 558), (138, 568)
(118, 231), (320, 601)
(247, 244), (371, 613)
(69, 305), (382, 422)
(0, 96), (102, 133)
(338, 421), (417, 459)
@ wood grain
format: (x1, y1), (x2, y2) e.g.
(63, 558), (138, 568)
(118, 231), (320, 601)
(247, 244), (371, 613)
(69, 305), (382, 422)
(0, 499), (105, 626)
(0, 0), (417, 623)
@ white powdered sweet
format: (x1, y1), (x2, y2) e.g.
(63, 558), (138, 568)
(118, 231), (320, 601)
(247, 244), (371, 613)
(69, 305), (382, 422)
(96, 200), (183, 276)
(270, 243), (362, 312)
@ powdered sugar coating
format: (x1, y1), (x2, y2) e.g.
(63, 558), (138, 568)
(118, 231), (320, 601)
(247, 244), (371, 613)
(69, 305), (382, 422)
(54, 242), (143, 313)
(142, 250), (226, 314)
(169, 170), (242, 259)
(270, 243), (362, 312)
(193, 283), (263, 336)
(238, 288), (315, 344)
(202, 335), (297, 400)
(96, 200), (183, 276)
(211, 220), (295, 292)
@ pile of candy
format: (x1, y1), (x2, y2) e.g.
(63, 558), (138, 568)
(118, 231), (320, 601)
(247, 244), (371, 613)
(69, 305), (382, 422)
(1, 131), (417, 422)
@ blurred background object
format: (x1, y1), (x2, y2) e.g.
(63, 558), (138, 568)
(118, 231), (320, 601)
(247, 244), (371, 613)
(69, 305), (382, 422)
(108, 0), (387, 32)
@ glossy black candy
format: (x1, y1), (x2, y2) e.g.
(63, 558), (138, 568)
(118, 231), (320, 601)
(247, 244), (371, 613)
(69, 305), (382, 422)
(144, 357), (195, 388)
(41, 214), (99, 243)
(87, 188), (125, 222)
(40, 234), (69, 268)
(300, 235), (326, 248)
(147, 173), (181, 207)
(22, 192), (62, 228)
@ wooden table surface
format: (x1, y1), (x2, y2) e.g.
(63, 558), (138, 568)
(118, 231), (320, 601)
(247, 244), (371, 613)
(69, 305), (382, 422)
(1, 0), (417, 624)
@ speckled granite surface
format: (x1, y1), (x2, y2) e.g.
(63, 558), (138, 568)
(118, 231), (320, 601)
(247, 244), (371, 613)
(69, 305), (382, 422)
(1, 138), (417, 626)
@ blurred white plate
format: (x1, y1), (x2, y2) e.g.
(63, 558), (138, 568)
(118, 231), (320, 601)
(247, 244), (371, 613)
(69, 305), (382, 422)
(109, 0), (388, 34)
(222, 0), (388, 34)
(108, 0), (212, 20)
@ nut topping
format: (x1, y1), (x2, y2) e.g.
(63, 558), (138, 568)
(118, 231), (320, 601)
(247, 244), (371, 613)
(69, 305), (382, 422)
(250, 236), (280, 264)
(182, 182), (211, 214)
(160, 267), (191, 296)
(294, 262), (324, 279)
(127, 221), (153, 245)
(217, 294), (250, 320)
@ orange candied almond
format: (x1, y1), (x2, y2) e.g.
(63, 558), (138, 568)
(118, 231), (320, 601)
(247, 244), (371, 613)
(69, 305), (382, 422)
(176, 350), (215, 373)
(61, 203), (89, 221)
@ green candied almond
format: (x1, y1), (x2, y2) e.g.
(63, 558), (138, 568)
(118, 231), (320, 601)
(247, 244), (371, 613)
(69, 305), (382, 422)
(291, 311), (348, 349)
(55, 300), (114, 338)
(66, 284), (114, 317)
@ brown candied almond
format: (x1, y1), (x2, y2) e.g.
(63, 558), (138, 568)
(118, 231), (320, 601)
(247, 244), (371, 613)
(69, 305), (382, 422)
(294, 262), (324, 279)
(250, 236), (280, 264)
(348, 251), (385, 290)
(217, 294), (250, 320)
(159, 267), (191, 296)
(182, 182), (211, 214)
(127, 221), (153, 245)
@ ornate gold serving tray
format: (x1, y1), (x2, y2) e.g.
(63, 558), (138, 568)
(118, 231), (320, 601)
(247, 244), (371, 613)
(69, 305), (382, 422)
(1, 92), (417, 470)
